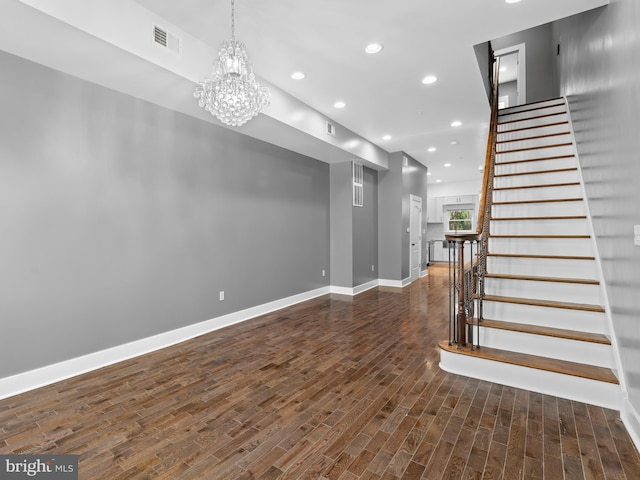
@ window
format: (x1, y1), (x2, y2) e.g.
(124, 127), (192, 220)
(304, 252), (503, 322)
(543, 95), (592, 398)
(445, 206), (474, 232)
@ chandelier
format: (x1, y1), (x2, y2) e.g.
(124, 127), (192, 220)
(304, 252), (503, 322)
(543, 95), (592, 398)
(194, 0), (270, 126)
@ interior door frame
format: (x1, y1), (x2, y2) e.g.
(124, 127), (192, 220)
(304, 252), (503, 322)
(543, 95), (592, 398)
(409, 194), (422, 282)
(495, 43), (526, 106)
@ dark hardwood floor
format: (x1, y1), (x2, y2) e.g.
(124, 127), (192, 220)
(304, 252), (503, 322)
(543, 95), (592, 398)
(1, 265), (639, 479)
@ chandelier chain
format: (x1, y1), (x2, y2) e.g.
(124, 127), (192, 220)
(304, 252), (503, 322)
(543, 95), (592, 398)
(231, 0), (235, 41)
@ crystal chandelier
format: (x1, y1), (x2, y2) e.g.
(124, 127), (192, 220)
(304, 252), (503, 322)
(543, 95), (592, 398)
(194, 0), (270, 126)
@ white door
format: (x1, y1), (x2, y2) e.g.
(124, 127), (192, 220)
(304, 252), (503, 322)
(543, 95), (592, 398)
(410, 195), (422, 281)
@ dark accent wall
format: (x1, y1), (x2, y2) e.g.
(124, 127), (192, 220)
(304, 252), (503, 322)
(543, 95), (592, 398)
(353, 168), (378, 286)
(552, 1), (640, 414)
(0, 50), (330, 378)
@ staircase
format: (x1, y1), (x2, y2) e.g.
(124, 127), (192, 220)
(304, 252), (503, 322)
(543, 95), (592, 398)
(439, 98), (621, 409)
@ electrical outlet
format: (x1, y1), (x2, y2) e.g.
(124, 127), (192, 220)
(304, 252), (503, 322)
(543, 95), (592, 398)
(634, 225), (640, 246)
(322, 269), (326, 277)
(219, 291), (224, 301)
(371, 265), (375, 271)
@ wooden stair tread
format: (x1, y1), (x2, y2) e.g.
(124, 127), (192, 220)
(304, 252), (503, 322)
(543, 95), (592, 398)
(498, 102), (565, 117)
(488, 253), (595, 260)
(468, 318), (610, 344)
(498, 142), (573, 155)
(498, 121), (569, 135)
(495, 167), (577, 178)
(493, 182), (580, 191)
(484, 273), (599, 285)
(499, 97), (563, 111)
(492, 198), (583, 205)
(496, 131), (570, 144)
(489, 234), (590, 239)
(498, 111), (566, 125)
(479, 294), (605, 312)
(491, 215), (586, 221)
(438, 340), (618, 384)
(496, 154), (575, 166)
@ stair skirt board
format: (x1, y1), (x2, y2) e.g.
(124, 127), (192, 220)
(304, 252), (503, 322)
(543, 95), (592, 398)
(480, 301), (607, 334)
(474, 325), (614, 368)
(439, 348), (621, 409)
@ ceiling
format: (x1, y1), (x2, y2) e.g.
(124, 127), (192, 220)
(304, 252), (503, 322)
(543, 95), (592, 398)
(3, 0), (609, 185)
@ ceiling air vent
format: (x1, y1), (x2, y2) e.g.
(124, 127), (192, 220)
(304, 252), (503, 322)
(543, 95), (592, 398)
(326, 121), (336, 137)
(153, 25), (181, 55)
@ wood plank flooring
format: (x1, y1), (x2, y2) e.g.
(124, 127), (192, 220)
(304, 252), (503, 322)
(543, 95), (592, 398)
(1, 265), (639, 479)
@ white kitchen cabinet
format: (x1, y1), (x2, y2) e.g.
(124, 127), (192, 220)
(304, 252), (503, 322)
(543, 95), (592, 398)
(427, 197), (444, 223)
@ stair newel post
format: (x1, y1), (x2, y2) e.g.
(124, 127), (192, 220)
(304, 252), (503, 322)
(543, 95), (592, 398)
(448, 240), (456, 345)
(456, 239), (467, 348)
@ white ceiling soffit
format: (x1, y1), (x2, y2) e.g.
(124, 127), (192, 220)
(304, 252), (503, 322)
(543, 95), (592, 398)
(2, 0), (610, 180)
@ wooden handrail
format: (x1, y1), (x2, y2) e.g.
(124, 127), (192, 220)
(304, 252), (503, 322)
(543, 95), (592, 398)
(476, 55), (501, 235)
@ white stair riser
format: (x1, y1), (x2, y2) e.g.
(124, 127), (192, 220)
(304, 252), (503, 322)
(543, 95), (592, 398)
(487, 256), (598, 279)
(497, 133), (573, 152)
(498, 104), (567, 123)
(494, 170), (579, 188)
(495, 157), (577, 175)
(488, 237), (593, 257)
(496, 145), (574, 163)
(492, 201), (586, 218)
(493, 184), (583, 203)
(490, 218), (589, 236)
(497, 123), (570, 142)
(480, 301), (607, 334)
(484, 277), (602, 305)
(498, 112), (568, 131)
(475, 327), (614, 368)
(439, 350), (620, 409)
(499, 100), (565, 115)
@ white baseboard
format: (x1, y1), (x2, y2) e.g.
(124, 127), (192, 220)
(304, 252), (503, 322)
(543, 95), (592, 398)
(621, 395), (640, 453)
(0, 286), (330, 401)
(378, 277), (414, 288)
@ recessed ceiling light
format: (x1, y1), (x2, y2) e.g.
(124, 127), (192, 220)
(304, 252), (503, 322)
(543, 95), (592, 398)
(451, 120), (462, 127)
(505, 0), (521, 3)
(450, 140), (458, 145)
(365, 43), (383, 54)
(444, 163), (452, 167)
(427, 172), (432, 176)
(436, 179), (442, 183)
(382, 134), (392, 140)
(334, 101), (346, 109)
(291, 71), (305, 80)
(422, 75), (438, 85)
(428, 147), (437, 152)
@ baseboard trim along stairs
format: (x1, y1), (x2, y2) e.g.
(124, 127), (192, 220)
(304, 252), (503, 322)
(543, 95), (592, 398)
(439, 97), (623, 410)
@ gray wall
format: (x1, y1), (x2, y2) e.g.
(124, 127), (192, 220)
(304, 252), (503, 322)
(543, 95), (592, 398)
(552, 1), (640, 413)
(329, 162), (353, 288)
(0, 50), (330, 378)
(378, 152), (428, 282)
(493, 22), (557, 103)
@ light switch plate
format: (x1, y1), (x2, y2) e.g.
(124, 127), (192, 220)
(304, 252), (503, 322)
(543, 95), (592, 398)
(634, 225), (640, 246)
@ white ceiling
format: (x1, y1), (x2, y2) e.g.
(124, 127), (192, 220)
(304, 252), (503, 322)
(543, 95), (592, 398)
(3, 0), (609, 185)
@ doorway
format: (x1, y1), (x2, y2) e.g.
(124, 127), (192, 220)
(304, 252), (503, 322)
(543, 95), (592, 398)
(409, 195), (422, 282)
(495, 43), (526, 107)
